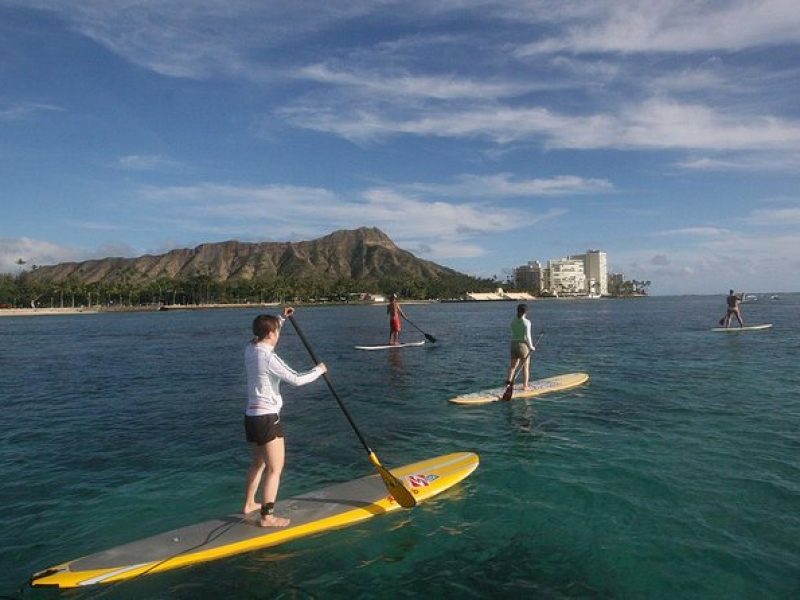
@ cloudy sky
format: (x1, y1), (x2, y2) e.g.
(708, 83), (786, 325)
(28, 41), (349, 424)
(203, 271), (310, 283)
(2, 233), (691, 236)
(1, 0), (799, 294)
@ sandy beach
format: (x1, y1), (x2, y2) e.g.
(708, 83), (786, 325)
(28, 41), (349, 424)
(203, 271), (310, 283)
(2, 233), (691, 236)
(0, 300), (446, 318)
(0, 307), (102, 317)
(0, 302), (306, 317)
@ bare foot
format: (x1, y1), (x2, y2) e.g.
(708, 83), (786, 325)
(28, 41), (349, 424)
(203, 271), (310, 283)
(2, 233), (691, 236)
(242, 502), (261, 515)
(259, 514), (290, 528)
(522, 385), (531, 391)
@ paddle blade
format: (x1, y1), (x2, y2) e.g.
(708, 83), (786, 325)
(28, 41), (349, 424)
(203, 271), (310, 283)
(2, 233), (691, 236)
(500, 381), (514, 402)
(369, 452), (417, 508)
(424, 333), (437, 343)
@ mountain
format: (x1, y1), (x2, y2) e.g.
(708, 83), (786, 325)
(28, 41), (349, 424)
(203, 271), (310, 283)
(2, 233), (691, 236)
(25, 227), (468, 286)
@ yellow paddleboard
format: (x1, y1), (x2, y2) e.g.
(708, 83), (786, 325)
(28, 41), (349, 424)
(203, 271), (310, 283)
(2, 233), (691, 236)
(448, 372), (589, 405)
(31, 452), (479, 589)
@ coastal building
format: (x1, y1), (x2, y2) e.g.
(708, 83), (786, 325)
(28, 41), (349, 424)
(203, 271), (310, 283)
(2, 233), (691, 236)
(548, 257), (586, 296)
(514, 261), (545, 294)
(572, 250), (608, 296)
(515, 249), (609, 297)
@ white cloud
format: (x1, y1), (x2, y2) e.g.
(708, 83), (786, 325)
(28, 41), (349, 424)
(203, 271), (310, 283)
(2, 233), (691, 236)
(65, 220), (126, 231)
(140, 182), (337, 208)
(656, 227), (730, 237)
(14, 0), (800, 163)
(515, 0), (800, 55)
(0, 238), (83, 274)
(403, 173), (613, 197)
(297, 64), (534, 100)
(134, 178), (565, 259)
(18, 0), (384, 80)
(613, 229), (800, 294)
(747, 207), (800, 225)
(114, 154), (183, 171)
(0, 101), (63, 120)
(677, 152), (800, 172)
(279, 97), (800, 151)
(403, 240), (487, 260)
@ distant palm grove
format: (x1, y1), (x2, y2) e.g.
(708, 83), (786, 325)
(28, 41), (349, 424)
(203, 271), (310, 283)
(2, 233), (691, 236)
(0, 271), (497, 308)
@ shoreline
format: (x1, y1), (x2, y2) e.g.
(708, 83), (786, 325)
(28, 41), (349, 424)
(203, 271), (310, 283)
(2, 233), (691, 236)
(0, 300), (440, 318)
(0, 304), (275, 318)
(0, 296), (658, 318)
(0, 307), (103, 317)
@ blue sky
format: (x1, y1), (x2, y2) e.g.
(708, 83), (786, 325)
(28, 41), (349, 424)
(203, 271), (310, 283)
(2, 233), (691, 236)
(1, 1), (799, 294)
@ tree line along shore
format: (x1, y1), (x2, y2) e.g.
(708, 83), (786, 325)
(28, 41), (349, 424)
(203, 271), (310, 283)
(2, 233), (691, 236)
(0, 272), (649, 316)
(0, 271), (499, 311)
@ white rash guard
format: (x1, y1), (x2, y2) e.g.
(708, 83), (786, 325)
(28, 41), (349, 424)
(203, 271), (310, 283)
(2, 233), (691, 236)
(244, 342), (325, 416)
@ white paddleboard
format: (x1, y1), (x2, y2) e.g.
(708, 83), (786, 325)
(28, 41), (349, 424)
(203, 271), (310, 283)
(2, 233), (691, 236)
(711, 323), (773, 332)
(448, 372), (589, 405)
(354, 340), (426, 351)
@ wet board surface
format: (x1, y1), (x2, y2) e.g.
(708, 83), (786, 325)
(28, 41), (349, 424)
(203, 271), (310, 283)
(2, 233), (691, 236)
(354, 340), (426, 350)
(448, 372), (590, 405)
(31, 452), (479, 589)
(711, 324), (773, 332)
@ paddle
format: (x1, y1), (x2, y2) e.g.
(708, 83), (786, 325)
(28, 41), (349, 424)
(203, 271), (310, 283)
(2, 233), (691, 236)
(402, 315), (437, 343)
(287, 314), (417, 508)
(501, 332), (545, 402)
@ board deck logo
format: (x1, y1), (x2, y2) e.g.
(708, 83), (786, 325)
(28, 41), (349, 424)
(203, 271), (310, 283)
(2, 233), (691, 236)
(406, 473), (439, 488)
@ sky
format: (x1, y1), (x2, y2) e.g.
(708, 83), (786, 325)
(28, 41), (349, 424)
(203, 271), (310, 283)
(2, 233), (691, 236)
(1, 0), (799, 295)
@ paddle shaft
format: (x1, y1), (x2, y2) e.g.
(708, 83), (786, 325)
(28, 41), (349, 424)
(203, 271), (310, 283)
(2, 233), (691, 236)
(287, 314), (417, 508)
(402, 315), (436, 343)
(287, 315), (372, 452)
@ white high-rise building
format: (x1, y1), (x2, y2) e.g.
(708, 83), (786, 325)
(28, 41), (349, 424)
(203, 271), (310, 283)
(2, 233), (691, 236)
(583, 250), (608, 296)
(549, 257), (586, 295)
(515, 249), (609, 297)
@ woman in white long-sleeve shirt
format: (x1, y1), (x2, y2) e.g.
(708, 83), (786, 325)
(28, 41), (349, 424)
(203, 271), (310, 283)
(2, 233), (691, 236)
(242, 307), (326, 527)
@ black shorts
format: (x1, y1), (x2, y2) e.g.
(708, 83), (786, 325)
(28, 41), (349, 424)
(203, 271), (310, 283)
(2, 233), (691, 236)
(244, 414), (284, 446)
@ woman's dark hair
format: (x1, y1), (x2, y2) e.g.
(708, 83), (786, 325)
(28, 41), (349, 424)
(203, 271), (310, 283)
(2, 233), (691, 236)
(252, 314), (282, 342)
(516, 303), (528, 318)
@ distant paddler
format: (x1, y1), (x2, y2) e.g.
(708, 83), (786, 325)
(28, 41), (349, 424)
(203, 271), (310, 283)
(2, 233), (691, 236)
(505, 303), (536, 395)
(387, 293), (408, 346)
(719, 289), (744, 328)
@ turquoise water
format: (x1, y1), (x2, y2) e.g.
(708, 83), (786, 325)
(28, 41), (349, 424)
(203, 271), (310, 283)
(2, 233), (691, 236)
(1, 296), (799, 599)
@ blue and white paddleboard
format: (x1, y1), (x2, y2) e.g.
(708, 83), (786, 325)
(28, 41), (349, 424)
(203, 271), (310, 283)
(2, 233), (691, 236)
(711, 323), (773, 332)
(354, 340), (426, 351)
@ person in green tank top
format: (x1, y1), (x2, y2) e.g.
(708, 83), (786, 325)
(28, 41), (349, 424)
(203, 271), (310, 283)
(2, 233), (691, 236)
(506, 303), (535, 391)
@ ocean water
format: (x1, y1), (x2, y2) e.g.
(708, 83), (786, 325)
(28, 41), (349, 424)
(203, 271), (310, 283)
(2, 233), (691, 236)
(1, 295), (798, 599)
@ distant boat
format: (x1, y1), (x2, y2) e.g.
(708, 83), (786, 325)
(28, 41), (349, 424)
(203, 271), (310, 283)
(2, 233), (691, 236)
(770, 295), (779, 300)
(743, 294), (758, 302)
